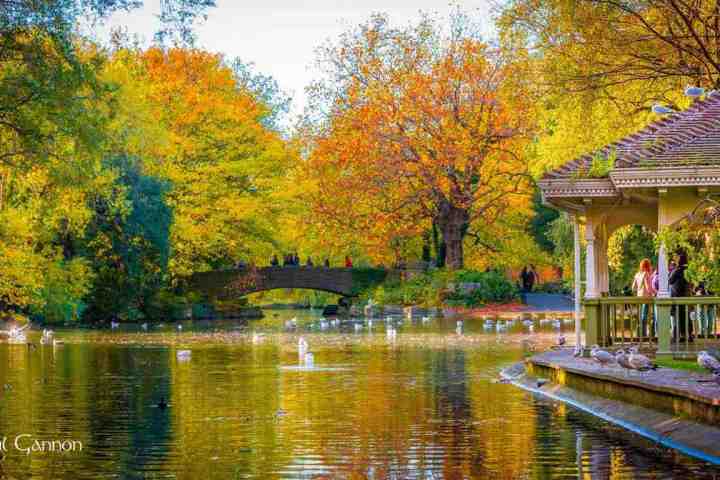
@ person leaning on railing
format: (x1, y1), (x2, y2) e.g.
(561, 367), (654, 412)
(669, 253), (692, 339)
(631, 258), (655, 337)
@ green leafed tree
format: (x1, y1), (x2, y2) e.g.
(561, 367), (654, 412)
(82, 155), (172, 322)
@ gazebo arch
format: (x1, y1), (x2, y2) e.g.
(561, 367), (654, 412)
(539, 91), (720, 356)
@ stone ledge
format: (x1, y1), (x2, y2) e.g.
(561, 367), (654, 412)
(529, 349), (720, 408)
(503, 363), (720, 463)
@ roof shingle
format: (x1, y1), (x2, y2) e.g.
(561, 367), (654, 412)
(543, 92), (720, 179)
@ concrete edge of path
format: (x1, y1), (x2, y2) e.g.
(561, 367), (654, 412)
(500, 362), (720, 465)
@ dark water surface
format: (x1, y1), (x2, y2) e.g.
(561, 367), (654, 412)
(0, 310), (719, 479)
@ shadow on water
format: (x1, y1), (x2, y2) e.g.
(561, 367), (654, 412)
(0, 309), (719, 478)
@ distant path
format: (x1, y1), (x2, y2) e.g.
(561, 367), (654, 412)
(523, 293), (574, 312)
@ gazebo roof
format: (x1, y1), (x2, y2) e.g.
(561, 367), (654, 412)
(539, 91), (720, 206)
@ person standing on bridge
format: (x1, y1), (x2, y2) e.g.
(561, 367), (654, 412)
(270, 254), (279, 267)
(306, 257), (314, 267)
(324, 258), (330, 268)
(345, 255), (353, 268)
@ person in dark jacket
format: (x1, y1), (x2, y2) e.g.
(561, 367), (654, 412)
(669, 253), (692, 338)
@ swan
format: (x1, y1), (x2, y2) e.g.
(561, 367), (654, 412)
(304, 352), (314, 367)
(40, 329), (54, 345)
(298, 337), (308, 354)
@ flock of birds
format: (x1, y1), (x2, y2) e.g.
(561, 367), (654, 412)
(589, 345), (659, 372)
(588, 344), (720, 386)
(0, 325), (64, 349)
(279, 314), (442, 342)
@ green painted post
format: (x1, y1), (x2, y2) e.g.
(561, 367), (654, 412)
(655, 299), (673, 358)
(583, 299), (600, 356)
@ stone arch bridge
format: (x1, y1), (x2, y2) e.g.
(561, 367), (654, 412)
(187, 267), (395, 299)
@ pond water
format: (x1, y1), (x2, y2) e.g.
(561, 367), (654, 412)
(1, 309), (719, 479)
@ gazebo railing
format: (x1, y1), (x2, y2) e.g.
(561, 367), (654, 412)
(585, 296), (720, 356)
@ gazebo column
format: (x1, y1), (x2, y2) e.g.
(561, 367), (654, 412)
(584, 218), (601, 349)
(655, 189), (676, 357)
(595, 224), (609, 295)
(573, 215), (582, 353)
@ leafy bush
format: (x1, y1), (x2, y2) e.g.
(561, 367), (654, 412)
(447, 270), (518, 306)
(365, 269), (517, 307)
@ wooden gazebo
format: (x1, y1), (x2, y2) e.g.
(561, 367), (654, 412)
(539, 91), (720, 356)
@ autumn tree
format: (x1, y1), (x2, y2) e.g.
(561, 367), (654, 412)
(106, 47), (293, 278)
(304, 14), (534, 269)
(498, 0), (720, 111)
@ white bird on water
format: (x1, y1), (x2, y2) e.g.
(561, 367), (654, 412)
(697, 351), (720, 373)
(421, 316), (430, 323)
(41, 329), (54, 345)
(304, 352), (314, 367)
(177, 324), (183, 332)
(141, 323), (148, 331)
(110, 321), (120, 330)
(590, 345), (615, 366)
(298, 337), (309, 363)
(177, 350), (191, 361)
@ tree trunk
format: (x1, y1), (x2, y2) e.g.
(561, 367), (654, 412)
(436, 202), (469, 270)
(431, 221), (446, 268)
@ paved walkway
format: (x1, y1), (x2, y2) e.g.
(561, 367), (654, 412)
(523, 293), (574, 312)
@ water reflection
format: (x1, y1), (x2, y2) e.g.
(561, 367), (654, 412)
(0, 310), (718, 478)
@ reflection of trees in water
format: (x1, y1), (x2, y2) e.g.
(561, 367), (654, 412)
(559, 404), (714, 478)
(428, 349), (474, 477)
(86, 346), (172, 476)
(431, 350), (471, 422)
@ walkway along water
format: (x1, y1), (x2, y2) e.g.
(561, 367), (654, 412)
(509, 349), (720, 464)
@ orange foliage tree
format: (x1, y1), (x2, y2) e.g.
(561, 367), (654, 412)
(304, 14), (534, 269)
(107, 47), (292, 277)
